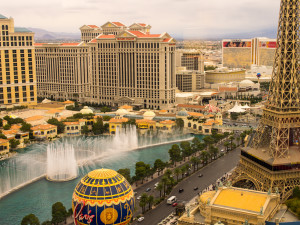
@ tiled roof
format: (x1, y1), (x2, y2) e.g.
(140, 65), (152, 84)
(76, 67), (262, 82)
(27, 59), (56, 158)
(34, 43), (47, 46)
(163, 38), (171, 42)
(219, 87), (238, 92)
(112, 22), (125, 27)
(138, 23), (147, 27)
(109, 118), (128, 123)
(10, 124), (22, 130)
(63, 122), (80, 125)
(32, 124), (57, 130)
(90, 39), (97, 43)
(0, 139), (9, 144)
(2, 130), (18, 135)
(120, 105), (133, 109)
(88, 25), (99, 29)
(203, 121), (215, 126)
(188, 112), (204, 117)
(98, 34), (115, 39)
(177, 104), (206, 109)
(25, 115), (44, 122)
(159, 120), (175, 125)
(15, 27), (32, 33)
(127, 30), (161, 38)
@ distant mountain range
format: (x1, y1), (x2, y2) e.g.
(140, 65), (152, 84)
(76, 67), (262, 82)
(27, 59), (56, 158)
(27, 27), (80, 41)
(28, 27), (277, 42)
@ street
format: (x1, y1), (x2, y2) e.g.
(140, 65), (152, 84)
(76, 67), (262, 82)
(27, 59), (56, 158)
(132, 147), (241, 225)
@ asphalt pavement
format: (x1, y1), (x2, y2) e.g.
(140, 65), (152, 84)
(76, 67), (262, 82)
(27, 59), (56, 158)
(132, 147), (241, 225)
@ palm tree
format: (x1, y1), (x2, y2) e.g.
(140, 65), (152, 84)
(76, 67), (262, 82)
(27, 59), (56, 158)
(224, 141), (230, 152)
(161, 176), (169, 197)
(185, 164), (191, 176)
(139, 193), (148, 213)
(191, 157), (198, 172)
(236, 136), (240, 146)
(200, 150), (209, 165)
(147, 195), (154, 210)
(174, 167), (181, 182)
(156, 182), (163, 198)
(180, 166), (186, 179)
(164, 169), (172, 178)
(229, 135), (235, 150)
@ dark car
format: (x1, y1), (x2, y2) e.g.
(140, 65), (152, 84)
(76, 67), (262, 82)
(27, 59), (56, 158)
(194, 187), (198, 190)
(179, 188), (184, 193)
(198, 174), (203, 177)
(146, 188), (151, 192)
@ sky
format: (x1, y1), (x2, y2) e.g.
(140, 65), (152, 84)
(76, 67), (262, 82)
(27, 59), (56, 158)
(2, 0), (280, 39)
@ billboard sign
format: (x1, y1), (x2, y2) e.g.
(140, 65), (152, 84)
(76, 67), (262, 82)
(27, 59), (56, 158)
(259, 41), (277, 48)
(223, 41), (252, 48)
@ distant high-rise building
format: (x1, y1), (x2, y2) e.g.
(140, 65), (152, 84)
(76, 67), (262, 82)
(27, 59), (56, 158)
(35, 42), (90, 102)
(0, 14), (37, 106)
(222, 38), (276, 69)
(176, 67), (204, 92)
(176, 49), (204, 72)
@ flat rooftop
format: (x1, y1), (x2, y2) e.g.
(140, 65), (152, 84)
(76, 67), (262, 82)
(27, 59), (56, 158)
(213, 188), (267, 212)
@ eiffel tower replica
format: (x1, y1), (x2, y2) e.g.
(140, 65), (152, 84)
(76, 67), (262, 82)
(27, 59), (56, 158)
(232, 0), (300, 201)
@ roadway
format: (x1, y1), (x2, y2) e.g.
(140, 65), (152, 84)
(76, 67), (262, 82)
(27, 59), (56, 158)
(132, 147), (241, 225)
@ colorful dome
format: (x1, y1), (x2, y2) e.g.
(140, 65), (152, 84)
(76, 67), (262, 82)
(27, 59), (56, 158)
(72, 169), (135, 225)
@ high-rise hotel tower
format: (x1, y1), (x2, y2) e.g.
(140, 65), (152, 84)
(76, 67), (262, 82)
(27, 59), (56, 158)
(0, 14), (37, 106)
(35, 22), (176, 110)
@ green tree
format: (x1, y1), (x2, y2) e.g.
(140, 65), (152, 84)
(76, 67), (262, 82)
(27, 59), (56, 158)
(204, 65), (217, 71)
(168, 144), (182, 166)
(200, 150), (209, 165)
(135, 161), (149, 184)
(0, 118), (3, 127)
(9, 138), (20, 149)
(209, 146), (219, 160)
(3, 124), (11, 130)
(236, 136), (241, 146)
(175, 118), (184, 130)
(51, 202), (67, 225)
(180, 166), (186, 179)
(81, 125), (89, 135)
(154, 159), (166, 176)
(174, 167), (181, 182)
(21, 214), (40, 225)
(21, 122), (32, 132)
(102, 116), (112, 121)
(139, 193), (148, 213)
(180, 141), (192, 161)
(240, 132), (247, 145)
(47, 118), (65, 134)
(0, 131), (7, 139)
(41, 221), (51, 225)
(229, 135), (235, 150)
(191, 137), (200, 154)
(117, 168), (131, 183)
(224, 141), (230, 152)
(191, 157), (199, 172)
(147, 195), (154, 210)
(156, 182), (163, 198)
(92, 117), (104, 135)
(101, 106), (111, 113)
(203, 135), (214, 150)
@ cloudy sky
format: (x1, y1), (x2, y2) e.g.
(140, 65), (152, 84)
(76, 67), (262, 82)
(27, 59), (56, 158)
(2, 0), (280, 39)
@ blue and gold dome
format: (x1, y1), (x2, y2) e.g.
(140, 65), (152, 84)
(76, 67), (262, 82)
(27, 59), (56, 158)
(72, 169), (135, 225)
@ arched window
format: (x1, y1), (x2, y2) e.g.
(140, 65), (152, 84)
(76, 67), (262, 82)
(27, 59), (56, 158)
(193, 124), (197, 129)
(188, 123), (191, 128)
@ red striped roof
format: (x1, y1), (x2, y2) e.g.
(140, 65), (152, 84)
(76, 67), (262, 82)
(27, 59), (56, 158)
(128, 30), (161, 38)
(112, 22), (125, 27)
(88, 25), (99, 29)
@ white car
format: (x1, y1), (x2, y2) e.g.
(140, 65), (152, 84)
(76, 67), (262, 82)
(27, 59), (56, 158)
(138, 217), (145, 222)
(137, 196), (141, 200)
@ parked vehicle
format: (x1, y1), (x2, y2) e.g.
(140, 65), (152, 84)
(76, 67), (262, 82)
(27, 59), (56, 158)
(194, 187), (198, 190)
(179, 188), (184, 193)
(172, 202), (178, 207)
(146, 187), (151, 192)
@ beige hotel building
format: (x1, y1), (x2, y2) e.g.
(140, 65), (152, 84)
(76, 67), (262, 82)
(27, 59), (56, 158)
(0, 14), (37, 106)
(35, 22), (176, 110)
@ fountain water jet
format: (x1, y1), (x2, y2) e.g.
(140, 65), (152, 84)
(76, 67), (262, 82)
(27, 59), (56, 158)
(46, 143), (78, 181)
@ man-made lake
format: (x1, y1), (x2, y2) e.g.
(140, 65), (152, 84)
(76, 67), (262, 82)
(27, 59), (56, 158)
(0, 128), (199, 224)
